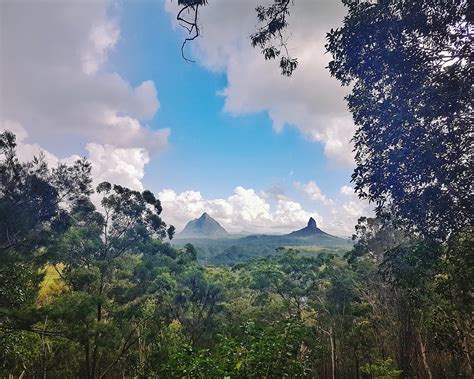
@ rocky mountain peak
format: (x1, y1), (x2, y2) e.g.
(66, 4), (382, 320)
(177, 212), (229, 239)
(307, 217), (317, 229)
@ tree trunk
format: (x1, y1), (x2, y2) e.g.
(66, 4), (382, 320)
(42, 316), (48, 379)
(329, 326), (336, 379)
(92, 272), (105, 378)
(86, 341), (92, 379)
(462, 333), (473, 377)
(354, 351), (360, 379)
(91, 301), (102, 378)
(418, 331), (432, 379)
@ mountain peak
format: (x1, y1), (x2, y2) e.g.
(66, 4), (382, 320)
(307, 217), (317, 229)
(287, 217), (326, 238)
(178, 212), (229, 239)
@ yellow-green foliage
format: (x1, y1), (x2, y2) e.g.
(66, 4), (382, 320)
(37, 264), (67, 306)
(283, 245), (325, 252)
(282, 246), (348, 256)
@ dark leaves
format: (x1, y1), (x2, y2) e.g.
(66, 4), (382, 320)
(250, 0), (298, 76)
(326, 0), (473, 241)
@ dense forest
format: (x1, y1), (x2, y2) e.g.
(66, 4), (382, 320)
(1, 129), (472, 378)
(1, 0), (472, 378)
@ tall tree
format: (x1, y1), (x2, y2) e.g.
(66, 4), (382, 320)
(0, 130), (92, 376)
(325, 0), (473, 240)
(48, 183), (175, 378)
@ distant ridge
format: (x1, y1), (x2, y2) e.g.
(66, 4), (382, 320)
(173, 216), (352, 265)
(177, 213), (229, 239)
(238, 217), (347, 245)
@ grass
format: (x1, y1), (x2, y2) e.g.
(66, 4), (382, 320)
(38, 264), (67, 305)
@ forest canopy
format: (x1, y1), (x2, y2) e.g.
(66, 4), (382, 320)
(1, 0), (473, 378)
(1, 130), (472, 377)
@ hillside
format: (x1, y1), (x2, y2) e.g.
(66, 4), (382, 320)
(173, 217), (352, 264)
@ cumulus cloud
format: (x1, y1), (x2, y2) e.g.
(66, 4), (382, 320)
(157, 184), (374, 237)
(4, 119), (372, 236)
(340, 185), (355, 196)
(158, 186), (321, 234)
(322, 185), (374, 237)
(82, 18), (121, 75)
(1, 0), (168, 156)
(2, 120), (76, 167)
(1, 1), (372, 238)
(3, 120), (150, 192)
(291, 180), (374, 236)
(294, 180), (333, 205)
(86, 143), (149, 191)
(165, 0), (354, 166)
(261, 184), (291, 201)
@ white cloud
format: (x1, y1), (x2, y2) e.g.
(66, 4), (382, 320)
(86, 143), (149, 191)
(165, 0), (354, 166)
(294, 180), (332, 205)
(1, 0), (168, 158)
(82, 18), (120, 75)
(158, 186), (321, 234)
(324, 185), (374, 237)
(157, 183), (375, 237)
(1, 1), (372, 239)
(3, 119), (372, 236)
(3, 120), (150, 192)
(2, 120), (74, 167)
(260, 185), (291, 201)
(340, 185), (354, 196)
(273, 200), (320, 230)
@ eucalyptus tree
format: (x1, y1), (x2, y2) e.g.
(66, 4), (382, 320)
(0, 130), (92, 377)
(48, 182), (174, 378)
(326, 0), (473, 240)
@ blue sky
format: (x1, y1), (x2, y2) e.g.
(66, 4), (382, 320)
(1, 0), (372, 236)
(111, 1), (351, 199)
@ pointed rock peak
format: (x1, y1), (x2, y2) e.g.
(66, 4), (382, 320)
(178, 212), (229, 239)
(307, 217), (317, 229)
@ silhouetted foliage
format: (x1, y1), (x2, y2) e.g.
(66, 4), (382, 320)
(251, 0), (298, 76)
(326, 0), (473, 240)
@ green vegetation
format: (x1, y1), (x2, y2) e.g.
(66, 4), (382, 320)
(172, 236), (351, 266)
(173, 214), (352, 265)
(2, 1), (472, 377)
(1, 130), (472, 378)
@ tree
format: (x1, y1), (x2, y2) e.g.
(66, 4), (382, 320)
(47, 183), (175, 378)
(0, 130), (92, 254)
(326, 0), (473, 241)
(0, 131), (183, 378)
(169, 267), (223, 347)
(176, 0), (298, 75)
(0, 130), (92, 377)
(250, 0), (298, 76)
(348, 216), (473, 377)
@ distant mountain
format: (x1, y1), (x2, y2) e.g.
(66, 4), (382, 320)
(287, 217), (332, 238)
(177, 213), (229, 239)
(239, 217), (347, 247)
(173, 216), (352, 265)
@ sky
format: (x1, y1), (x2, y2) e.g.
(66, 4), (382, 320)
(0, 0), (373, 237)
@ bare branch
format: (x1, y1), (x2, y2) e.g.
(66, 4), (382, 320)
(177, 1), (205, 63)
